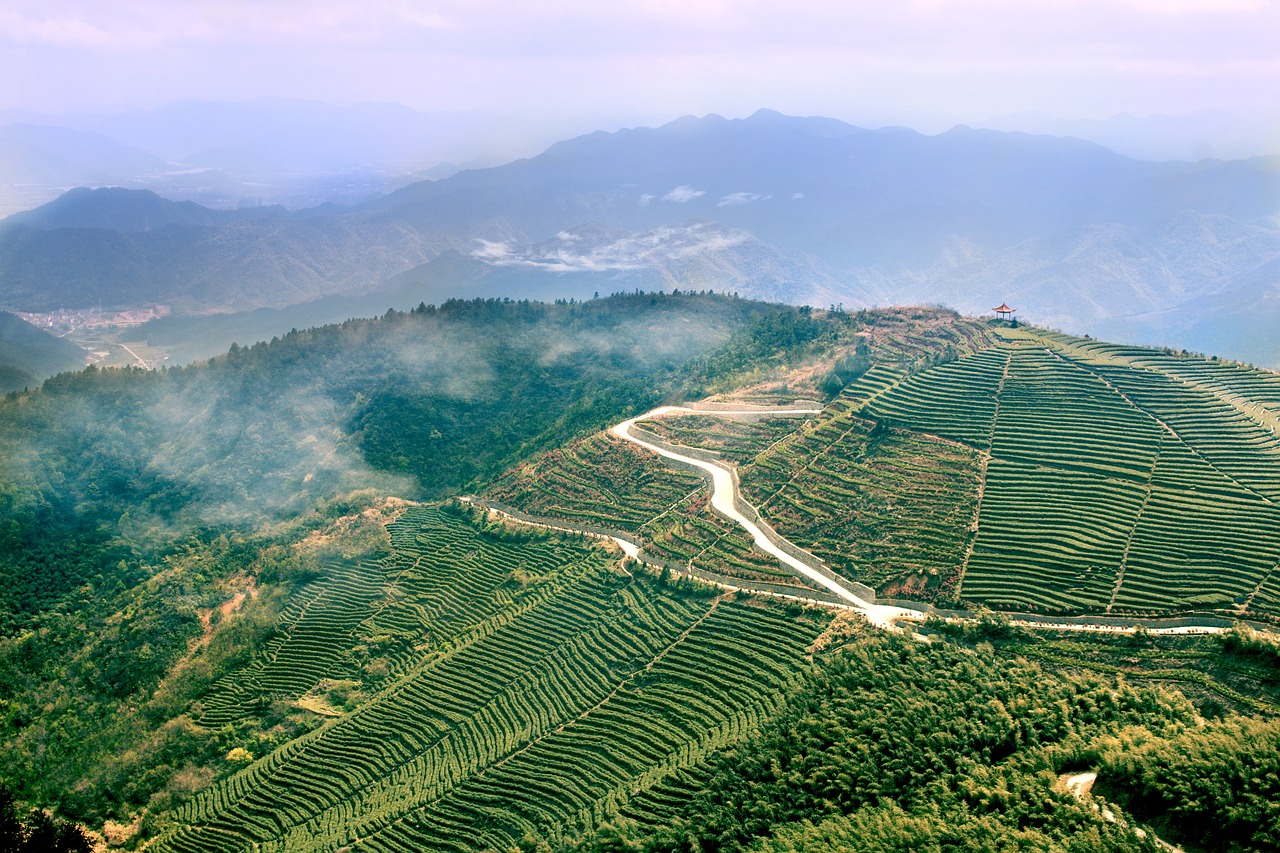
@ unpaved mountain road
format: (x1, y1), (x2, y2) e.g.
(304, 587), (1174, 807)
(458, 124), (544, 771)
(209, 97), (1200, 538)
(610, 404), (1235, 636)
(612, 405), (918, 629)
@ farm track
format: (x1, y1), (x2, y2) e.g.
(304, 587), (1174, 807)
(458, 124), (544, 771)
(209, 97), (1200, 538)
(613, 406), (915, 629)
(482, 402), (1242, 637)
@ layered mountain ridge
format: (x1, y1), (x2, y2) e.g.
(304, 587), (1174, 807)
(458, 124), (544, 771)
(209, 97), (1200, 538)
(2, 109), (1278, 364)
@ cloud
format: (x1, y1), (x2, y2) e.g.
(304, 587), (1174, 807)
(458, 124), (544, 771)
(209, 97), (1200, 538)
(472, 239), (512, 260)
(0, 9), (155, 49)
(472, 222), (748, 273)
(0, 2), (454, 49)
(717, 191), (771, 207)
(662, 185), (705, 203)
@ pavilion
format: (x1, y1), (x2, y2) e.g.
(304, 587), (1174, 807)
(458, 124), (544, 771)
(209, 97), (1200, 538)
(993, 303), (1016, 321)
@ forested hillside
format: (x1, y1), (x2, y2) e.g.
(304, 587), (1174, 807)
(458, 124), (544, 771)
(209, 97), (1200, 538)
(1, 295), (1277, 852)
(0, 292), (822, 630)
(0, 310), (86, 392)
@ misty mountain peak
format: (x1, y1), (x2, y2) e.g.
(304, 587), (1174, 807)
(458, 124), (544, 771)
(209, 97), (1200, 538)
(3, 186), (281, 232)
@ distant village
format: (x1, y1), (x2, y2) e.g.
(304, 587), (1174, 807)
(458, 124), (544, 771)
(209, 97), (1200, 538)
(15, 305), (171, 336)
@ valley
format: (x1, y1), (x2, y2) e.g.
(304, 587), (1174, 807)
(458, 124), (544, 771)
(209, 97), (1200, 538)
(3, 111), (1279, 374)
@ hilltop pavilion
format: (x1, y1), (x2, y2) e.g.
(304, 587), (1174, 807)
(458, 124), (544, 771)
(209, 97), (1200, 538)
(993, 303), (1016, 321)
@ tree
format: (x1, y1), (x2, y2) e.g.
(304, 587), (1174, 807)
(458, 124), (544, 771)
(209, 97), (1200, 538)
(0, 786), (93, 853)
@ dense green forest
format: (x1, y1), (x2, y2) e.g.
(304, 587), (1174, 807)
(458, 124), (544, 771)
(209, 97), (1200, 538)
(555, 624), (1279, 853)
(0, 784), (92, 852)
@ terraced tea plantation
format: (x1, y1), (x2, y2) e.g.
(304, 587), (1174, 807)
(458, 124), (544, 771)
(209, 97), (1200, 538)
(487, 420), (828, 590)
(154, 505), (830, 852)
(854, 330), (1280, 616)
(486, 432), (704, 533)
(735, 396), (981, 600)
(489, 320), (1280, 620)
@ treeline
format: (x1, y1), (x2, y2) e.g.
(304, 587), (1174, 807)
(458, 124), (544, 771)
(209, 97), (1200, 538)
(681, 305), (861, 396)
(0, 785), (91, 852)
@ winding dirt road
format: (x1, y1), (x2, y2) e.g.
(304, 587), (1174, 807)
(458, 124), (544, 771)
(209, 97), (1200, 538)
(613, 406), (922, 629)
(611, 404), (1234, 636)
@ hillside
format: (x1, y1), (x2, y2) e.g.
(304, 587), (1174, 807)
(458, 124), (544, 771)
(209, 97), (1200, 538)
(148, 504), (829, 852)
(0, 100), (576, 216)
(0, 124), (173, 218)
(2, 111), (1277, 365)
(491, 314), (1280, 620)
(0, 296), (1278, 852)
(0, 311), (86, 392)
(0, 293), (806, 628)
(0, 189), (419, 314)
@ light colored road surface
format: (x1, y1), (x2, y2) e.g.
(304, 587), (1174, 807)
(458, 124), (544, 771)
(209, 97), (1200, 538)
(1010, 621), (1223, 636)
(1059, 771), (1184, 852)
(611, 404), (1234, 636)
(119, 342), (149, 368)
(612, 406), (918, 629)
(1061, 771), (1097, 798)
(465, 499), (642, 560)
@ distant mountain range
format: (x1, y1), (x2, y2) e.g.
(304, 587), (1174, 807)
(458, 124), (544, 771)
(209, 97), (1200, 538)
(0, 100), (600, 215)
(980, 109), (1280, 163)
(1, 109), (1278, 365)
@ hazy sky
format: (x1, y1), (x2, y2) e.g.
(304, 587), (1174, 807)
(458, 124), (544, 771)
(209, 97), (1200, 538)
(3, 0), (1278, 127)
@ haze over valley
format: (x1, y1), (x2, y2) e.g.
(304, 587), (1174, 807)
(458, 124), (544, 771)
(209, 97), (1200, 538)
(2, 107), (1279, 381)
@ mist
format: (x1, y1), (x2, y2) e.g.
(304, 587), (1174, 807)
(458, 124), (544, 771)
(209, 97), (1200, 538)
(0, 293), (758, 560)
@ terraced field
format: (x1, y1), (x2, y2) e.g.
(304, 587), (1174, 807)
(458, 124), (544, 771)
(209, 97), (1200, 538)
(486, 431), (703, 533)
(861, 347), (1008, 446)
(155, 506), (830, 853)
(487, 417), (822, 589)
(632, 413), (803, 464)
(201, 554), (387, 725)
(735, 398), (981, 600)
(636, 490), (807, 584)
(855, 331), (1280, 616)
(484, 317), (1280, 620)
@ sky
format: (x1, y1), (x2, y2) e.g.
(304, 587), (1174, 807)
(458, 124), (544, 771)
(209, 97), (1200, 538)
(2, 0), (1278, 129)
